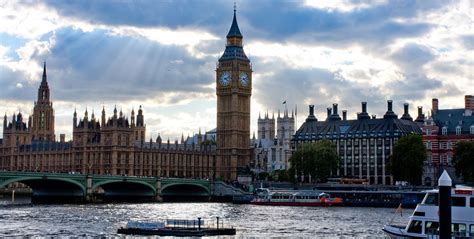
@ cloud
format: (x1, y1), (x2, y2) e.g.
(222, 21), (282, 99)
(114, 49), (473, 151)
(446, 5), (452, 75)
(391, 43), (435, 72)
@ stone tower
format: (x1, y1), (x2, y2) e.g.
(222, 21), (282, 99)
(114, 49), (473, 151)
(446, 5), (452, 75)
(216, 7), (252, 180)
(31, 62), (55, 141)
(258, 112), (275, 140)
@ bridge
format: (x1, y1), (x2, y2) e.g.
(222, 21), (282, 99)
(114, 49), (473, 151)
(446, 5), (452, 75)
(0, 171), (211, 202)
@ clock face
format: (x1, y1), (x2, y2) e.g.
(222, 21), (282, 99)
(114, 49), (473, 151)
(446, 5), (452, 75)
(239, 72), (249, 87)
(220, 71), (231, 86)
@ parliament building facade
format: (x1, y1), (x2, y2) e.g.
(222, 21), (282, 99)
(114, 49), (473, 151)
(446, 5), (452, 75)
(0, 10), (251, 181)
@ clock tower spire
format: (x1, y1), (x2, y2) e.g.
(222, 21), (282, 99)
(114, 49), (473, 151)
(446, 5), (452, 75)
(216, 6), (252, 180)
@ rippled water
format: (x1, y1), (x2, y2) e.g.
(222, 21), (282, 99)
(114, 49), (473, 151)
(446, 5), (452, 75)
(0, 203), (412, 238)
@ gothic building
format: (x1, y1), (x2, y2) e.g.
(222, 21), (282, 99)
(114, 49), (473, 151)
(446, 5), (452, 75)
(292, 101), (423, 185)
(251, 109), (295, 172)
(0, 9), (250, 181)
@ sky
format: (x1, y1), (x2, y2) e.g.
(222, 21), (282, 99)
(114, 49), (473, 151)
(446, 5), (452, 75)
(0, 0), (473, 141)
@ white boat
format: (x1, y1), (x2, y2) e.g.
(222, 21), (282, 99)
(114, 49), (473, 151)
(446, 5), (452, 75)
(382, 185), (474, 238)
(251, 188), (343, 207)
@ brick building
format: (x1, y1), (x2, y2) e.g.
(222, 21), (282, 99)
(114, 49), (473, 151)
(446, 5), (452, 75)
(422, 96), (474, 185)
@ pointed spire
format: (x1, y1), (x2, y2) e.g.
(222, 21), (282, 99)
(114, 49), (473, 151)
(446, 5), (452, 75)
(74, 108), (77, 117)
(42, 61), (47, 83)
(102, 105), (105, 113)
(258, 112), (261, 119)
(227, 3), (242, 38)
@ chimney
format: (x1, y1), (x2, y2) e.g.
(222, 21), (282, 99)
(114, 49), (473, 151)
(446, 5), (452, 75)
(401, 103), (413, 121)
(358, 102), (370, 120)
(432, 98), (439, 114)
(327, 107), (332, 119)
(465, 95), (474, 110)
(415, 106), (425, 123)
(332, 103), (338, 116)
(342, 110), (347, 120)
(362, 102), (367, 113)
(383, 100), (397, 119)
(305, 105), (317, 122)
(60, 134), (65, 143)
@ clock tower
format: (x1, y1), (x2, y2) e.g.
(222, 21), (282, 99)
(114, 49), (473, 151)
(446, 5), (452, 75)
(216, 7), (252, 180)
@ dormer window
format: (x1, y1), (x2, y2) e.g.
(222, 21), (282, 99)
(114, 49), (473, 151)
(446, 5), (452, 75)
(442, 127), (447, 136)
(456, 126), (461, 135)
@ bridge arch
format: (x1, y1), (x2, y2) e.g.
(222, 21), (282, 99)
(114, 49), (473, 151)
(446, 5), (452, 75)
(92, 180), (157, 195)
(0, 176), (86, 200)
(160, 183), (210, 196)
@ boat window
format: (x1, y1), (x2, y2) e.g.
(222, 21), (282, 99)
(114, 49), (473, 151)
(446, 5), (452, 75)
(470, 197), (474, 207)
(407, 220), (423, 234)
(452, 197), (466, 207)
(423, 193), (438, 205)
(452, 223), (466, 236)
(425, 221), (439, 235)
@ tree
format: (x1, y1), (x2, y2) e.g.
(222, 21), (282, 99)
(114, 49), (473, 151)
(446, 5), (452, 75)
(453, 141), (474, 183)
(289, 140), (340, 182)
(388, 134), (426, 185)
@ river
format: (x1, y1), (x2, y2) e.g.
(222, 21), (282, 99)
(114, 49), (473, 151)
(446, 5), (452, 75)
(0, 203), (412, 237)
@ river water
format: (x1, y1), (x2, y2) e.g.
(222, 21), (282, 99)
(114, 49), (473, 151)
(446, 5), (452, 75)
(0, 203), (412, 238)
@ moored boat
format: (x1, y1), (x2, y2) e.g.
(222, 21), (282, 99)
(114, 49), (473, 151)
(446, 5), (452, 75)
(117, 218), (236, 236)
(382, 185), (474, 238)
(251, 189), (343, 206)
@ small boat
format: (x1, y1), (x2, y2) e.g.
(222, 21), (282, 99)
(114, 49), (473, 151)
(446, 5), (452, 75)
(382, 185), (474, 238)
(251, 188), (343, 207)
(117, 218), (236, 236)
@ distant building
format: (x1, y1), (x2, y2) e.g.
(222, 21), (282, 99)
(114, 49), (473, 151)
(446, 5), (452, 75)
(422, 96), (474, 185)
(251, 109), (295, 173)
(292, 101), (423, 185)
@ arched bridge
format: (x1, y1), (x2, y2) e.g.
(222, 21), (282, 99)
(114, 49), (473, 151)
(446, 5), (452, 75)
(0, 172), (211, 202)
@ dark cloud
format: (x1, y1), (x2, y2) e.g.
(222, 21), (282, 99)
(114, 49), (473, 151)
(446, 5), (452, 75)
(36, 0), (449, 48)
(0, 65), (37, 101)
(391, 43), (435, 72)
(37, 28), (216, 102)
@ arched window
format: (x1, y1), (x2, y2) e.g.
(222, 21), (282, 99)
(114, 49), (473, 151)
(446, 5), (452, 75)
(442, 127), (447, 136)
(456, 126), (461, 135)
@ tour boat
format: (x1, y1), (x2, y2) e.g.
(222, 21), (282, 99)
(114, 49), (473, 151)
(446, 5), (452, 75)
(382, 185), (474, 238)
(117, 218), (236, 236)
(251, 189), (343, 206)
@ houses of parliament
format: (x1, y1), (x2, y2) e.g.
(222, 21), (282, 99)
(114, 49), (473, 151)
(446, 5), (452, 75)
(0, 9), (252, 180)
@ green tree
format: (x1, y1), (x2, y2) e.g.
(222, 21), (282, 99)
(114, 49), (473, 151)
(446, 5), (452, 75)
(289, 140), (340, 182)
(453, 141), (474, 183)
(388, 134), (426, 185)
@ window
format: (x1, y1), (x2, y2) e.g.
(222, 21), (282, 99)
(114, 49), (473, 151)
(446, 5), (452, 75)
(423, 193), (438, 205)
(427, 155), (432, 163)
(452, 223), (466, 236)
(448, 141), (452, 149)
(442, 127), (447, 135)
(470, 224), (474, 236)
(470, 125), (474, 135)
(426, 128), (432, 136)
(426, 141), (432, 150)
(407, 220), (423, 233)
(425, 221), (439, 235)
(470, 197), (474, 207)
(452, 197), (466, 207)
(456, 126), (461, 135)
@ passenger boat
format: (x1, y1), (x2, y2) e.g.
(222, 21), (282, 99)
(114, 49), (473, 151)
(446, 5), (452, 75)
(251, 189), (343, 206)
(382, 185), (474, 238)
(117, 218), (236, 236)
